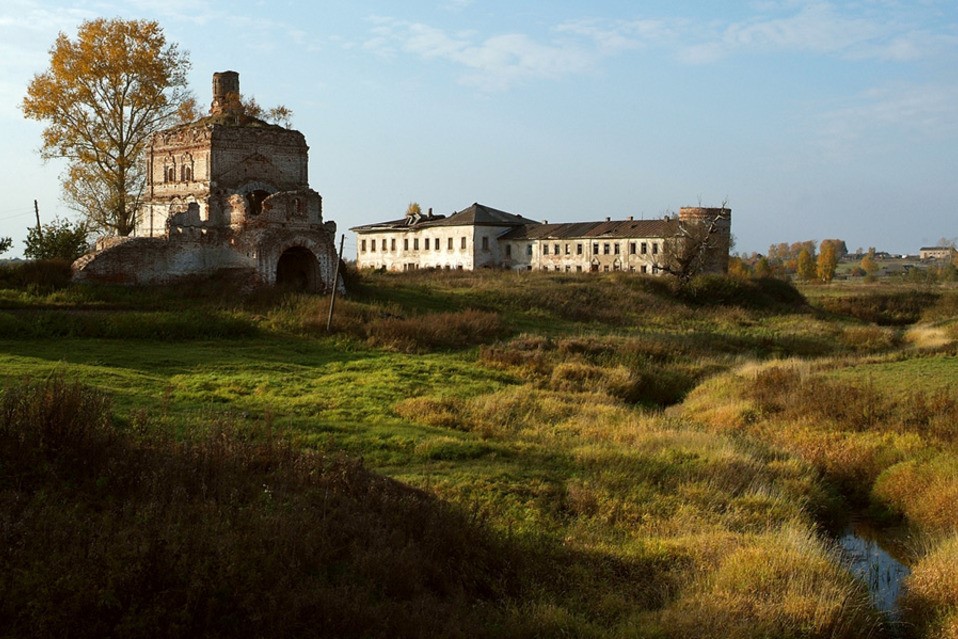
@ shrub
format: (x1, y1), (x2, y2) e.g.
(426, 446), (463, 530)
(366, 309), (505, 352)
(0, 258), (73, 292)
(816, 291), (938, 326)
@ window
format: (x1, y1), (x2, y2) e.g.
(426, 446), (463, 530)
(603, 243), (610, 255)
(391, 238), (396, 251)
(526, 245), (532, 256)
(166, 166), (176, 183)
(481, 236), (489, 251)
(652, 243), (658, 255)
(404, 238), (409, 251)
(371, 239), (376, 252)
(565, 243), (570, 255)
(461, 237), (466, 249)
(554, 243), (560, 255)
(614, 243), (620, 255)
(603, 265), (610, 272)
(181, 165), (192, 182)
(641, 242), (648, 255)
(565, 265), (571, 272)
(414, 238), (419, 250)
(576, 265), (582, 272)
(506, 244), (512, 257)
(448, 237), (453, 250)
(641, 265), (648, 274)
(629, 242), (636, 255)
(576, 243), (583, 255)
(424, 238), (430, 250)
(554, 265), (561, 272)
(543, 244), (549, 255)
(593, 243), (599, 255)
(361, 239), (367, 252)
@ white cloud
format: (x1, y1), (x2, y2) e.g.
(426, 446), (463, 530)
(362, 18), (595, 91)
(680, 2), (956, 63)
(817, 84), (958, 157)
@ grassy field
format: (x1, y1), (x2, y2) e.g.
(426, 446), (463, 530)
(2, 268), (957, 637)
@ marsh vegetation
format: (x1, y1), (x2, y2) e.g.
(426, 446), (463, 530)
(1, 267), (956, 637)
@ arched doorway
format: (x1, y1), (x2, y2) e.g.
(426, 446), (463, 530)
(275, 246), (322, 291)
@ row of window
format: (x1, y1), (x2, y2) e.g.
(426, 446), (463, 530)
(540, 241), (658, 256)
(361, 236), (489, 252)
(360, 236), (660, 257)
(164, 165), (193, 183)
(539, 264), (657, 273)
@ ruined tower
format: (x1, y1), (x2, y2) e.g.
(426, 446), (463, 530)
(73, 72), (341, 293)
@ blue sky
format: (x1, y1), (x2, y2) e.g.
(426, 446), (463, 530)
(1, 0), (957, 258)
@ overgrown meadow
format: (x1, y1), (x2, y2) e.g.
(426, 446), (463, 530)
(2, 266), (956, 638)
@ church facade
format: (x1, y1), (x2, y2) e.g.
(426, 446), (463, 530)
(73, 72), (340, 292)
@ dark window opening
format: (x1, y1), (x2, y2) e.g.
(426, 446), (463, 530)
(246, 189), (270, 216)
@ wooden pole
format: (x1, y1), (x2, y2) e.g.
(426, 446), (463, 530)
(326, 234), (345, 333)
(34, 200), (42, 239)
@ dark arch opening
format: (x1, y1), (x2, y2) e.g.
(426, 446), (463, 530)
(246, 189), (271, 216)
(275, 246), (322, 291)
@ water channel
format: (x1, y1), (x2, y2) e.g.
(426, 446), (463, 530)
(837, 521), (912, 637)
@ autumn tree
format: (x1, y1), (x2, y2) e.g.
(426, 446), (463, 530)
(797, 247), (816, 281)
(22, 18), (192, 237)
(817, 240), (840, 283)
(860, 247), (878, 281)
(0, 237), (11, 256)
(405, 202), (423, 218)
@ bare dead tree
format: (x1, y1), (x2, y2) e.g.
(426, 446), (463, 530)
(659, 200), (731, 283)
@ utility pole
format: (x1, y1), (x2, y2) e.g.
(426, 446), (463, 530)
(326, 234), (345, 333)
(34, 200), (42, 239)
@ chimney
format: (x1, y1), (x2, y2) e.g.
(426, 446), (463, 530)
(627, 215), (634, 221)
(605, 216), (611, 222)
(543, 220), (548, 224)
(427, 207), (433, 218)
(211, 71), (240, 115)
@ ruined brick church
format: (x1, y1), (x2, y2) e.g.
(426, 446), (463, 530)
(73, 71), (340, 292)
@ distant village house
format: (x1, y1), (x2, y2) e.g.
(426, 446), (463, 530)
(919, 246), (956, 261)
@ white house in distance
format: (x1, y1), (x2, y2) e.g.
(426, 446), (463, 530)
(352, 202), (732, 275)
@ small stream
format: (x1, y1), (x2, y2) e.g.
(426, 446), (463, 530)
(837, 521), (911, 633)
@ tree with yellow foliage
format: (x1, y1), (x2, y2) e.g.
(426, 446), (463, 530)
(817, 240), (839, 283)
(797, 247), (816, 281)
(22, 18), (192, 237)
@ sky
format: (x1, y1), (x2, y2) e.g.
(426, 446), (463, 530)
(1, 0), (957, 259)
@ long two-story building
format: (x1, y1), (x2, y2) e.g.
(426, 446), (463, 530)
(351, 202), (731, 275)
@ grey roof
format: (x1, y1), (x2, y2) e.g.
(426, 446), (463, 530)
(433, 203), (540, 227)
(500, 218), (677, 241)
(350, 202), (536, 233)
(351, 202), (678, 240)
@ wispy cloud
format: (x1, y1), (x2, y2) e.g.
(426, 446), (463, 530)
(680, 2), (955, 63)
(360, 2), (957, 91)
(817, 83), (958, 158)
(363, 17), (595, 91)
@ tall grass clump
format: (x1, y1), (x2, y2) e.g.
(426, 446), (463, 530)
(901, 534), (958, 639)
(659, 525), (880, 639)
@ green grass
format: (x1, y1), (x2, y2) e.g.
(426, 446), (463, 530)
(5, 271), (955, 637)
